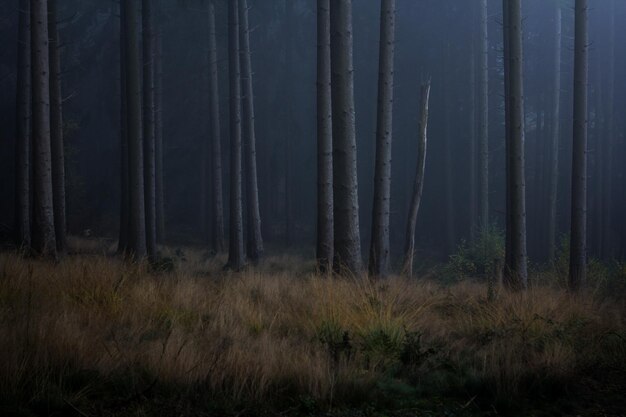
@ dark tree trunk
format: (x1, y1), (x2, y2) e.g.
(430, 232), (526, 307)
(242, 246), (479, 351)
(208, 2), (225, 253)
(124, 0), (147, 259)
(503, 0), (528, 290)
(316, 0), (333, 273)
(468, 27), (477, 242)
(443, 41), (455, 255)
(31, 0), (56, 257)
(15, 0), (31, 250)
(569, 0), (588, 291)
(240, 0), (263, 263)
(477, 0), (489, 233)
(226, 0), (245, 271)
(402, 81), (431, 278)
(368, 0), (396, 278)
(48, 0), (66, 253)
(602, 1), (615, 258)
(155, 11), (165, 244)
(118, 0), (129, 254)
(330, 0), (362, 275)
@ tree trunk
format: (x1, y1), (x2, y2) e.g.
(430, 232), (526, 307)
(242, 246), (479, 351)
(118, 0), (129, 254)
(155, 10), (165, 244)
(602, 1), (615, 258)
(208, 2), (225, 253)
(316, 0), (333, 273)
(48, 0), (66, 253)
(443, 41), (455, 255)
(226, 0), (245, 271)
(15, 0), (31, 250)
(330, 0), (362, 275)
(503, 0), (527, 290)
(31, 0), (56, 257)
(477, 0), (489, 233)
(124, 0), (147, 259)
(368, 0), (395, 278)
(468, 25), (477, 242)
(569, 0), (588, 291)
(402, 81), (431, 278)
(547, 3), (562, 261)
(240, 0), (263, 263)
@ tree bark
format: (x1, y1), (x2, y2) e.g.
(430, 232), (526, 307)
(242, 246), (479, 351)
(31, 0), (56, 257)
(368, 0), (395, 278)
(468, 25), (477, 242)
(118, 0), (129, 254)
(602, 1), (615, 258)
(124, 0), (147, 259)
(240, 0), (263, 263)
(155, 7), (165, 244)
(316, 0), (333, 273)
(503, 0), (527, 290)
(226, 0), (245, 271)
(402, 81), (431, 278)
(330, 0), (362, 275)
(15, 0), (31, 250)
(569, 0), (588, 291)
(208, 2), (225, 253)
(48, 0), (66, 253)
(477, 0), (489, 233)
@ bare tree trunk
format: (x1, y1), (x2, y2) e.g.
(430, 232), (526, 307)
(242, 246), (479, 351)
(503, 0), (527, 290)
(48, 0), (66, 253)
(468, 28), (477, 242)
(316, 0), (333, 273)
(443, 41), (455, 255)
(547, 3), (562, 261)
(118, 0), (129, 254)
(368, 0), (395, 278)
(330, 0), (362, 275)
(124, 0), (147, 259)
(155, 10), (165, 244)
(15, 0), (31, 250)
(569, 0), (588, 291)
(239, 0), (263, 263)
(226, 0), (245, 271)
(477, 0), (489, 233)
(402, 81), (431, 278)
(602, 1), (615, 258)
(208, 2), (225, 253)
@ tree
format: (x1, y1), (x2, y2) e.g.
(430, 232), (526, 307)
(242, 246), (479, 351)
(368, 0), (396, 278)
(124, 0), (147, 259)
(503, 0), (528, 290)
(240, 0), (263, 263)
(15, 0), (31, 250)
(330, 0), (362, 275)
(155, 16), (165, 244)
(207, 1), (225, 253)
(118, 0), (129, 254)
(402, 81), (431, 278)
(316, 0), (333, 273)
(477, 0), (489, 233)
(31, 0), (57, 257)
(569, 0), (588, 291)
(226, 0), (245, 271)
(49, 0), (66, 253)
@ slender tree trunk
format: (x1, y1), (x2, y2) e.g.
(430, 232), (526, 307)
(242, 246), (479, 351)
(403, 81), (431, 278)
(503, 0), (512, 267)
(569, 0), (588, 291)
(443, 41), (455, 255)
(15, 0), (31, 250)
(118, 0), (129, 254)
(477, 0), (489, 233)
(316, 0), (333, 273)
(142, 0), (157, 261)
(208, 2), (225, 253)
(226, 0), (245, 271)
(503, 0), (527, 290)
(468, 27), (477, 242)
(124, 0), (147, 259)
(368, 0), (396, 278)
(48, 0), (66, 253)
(602, 1), (615, 258)
(547, 3), (562, 261)
(239, 0), (263, 263)
(155, 11), (165, 244)
(330, 0), (362, 275)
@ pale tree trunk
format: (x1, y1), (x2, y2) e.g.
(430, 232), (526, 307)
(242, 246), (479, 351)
(48, 0), (66, 253)
(124, 0), (147, 259)
(240, 0), (263, 263)
(226, 0), (245, 271)
(503, 0), (528, 290)
(330, 0), (362, 275)
(143, 0), (157, 261)
(368, 0), (395, 278)
(118, 0), (129, 254)
(208, 2), (225, 253)
(15, 0), (31, 250)
(316, 0), (333, 273)
(477, 0), (489, 233)
(155, 10), (165, 244)
(602, 1), (615, 258)
(402, 81), (431, 278)
(547, 3), (562, 261)
(569, 0), (588, 291)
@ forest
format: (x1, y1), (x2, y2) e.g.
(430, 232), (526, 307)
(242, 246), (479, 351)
(0, 0), (625, 416)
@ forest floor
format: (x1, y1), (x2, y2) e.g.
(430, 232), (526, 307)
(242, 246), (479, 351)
(0, 238), (625, 417)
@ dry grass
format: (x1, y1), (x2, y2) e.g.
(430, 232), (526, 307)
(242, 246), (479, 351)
(0, 246), (625, 416)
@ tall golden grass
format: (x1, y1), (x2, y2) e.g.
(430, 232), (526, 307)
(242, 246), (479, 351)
(0, 248), (625, 415)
